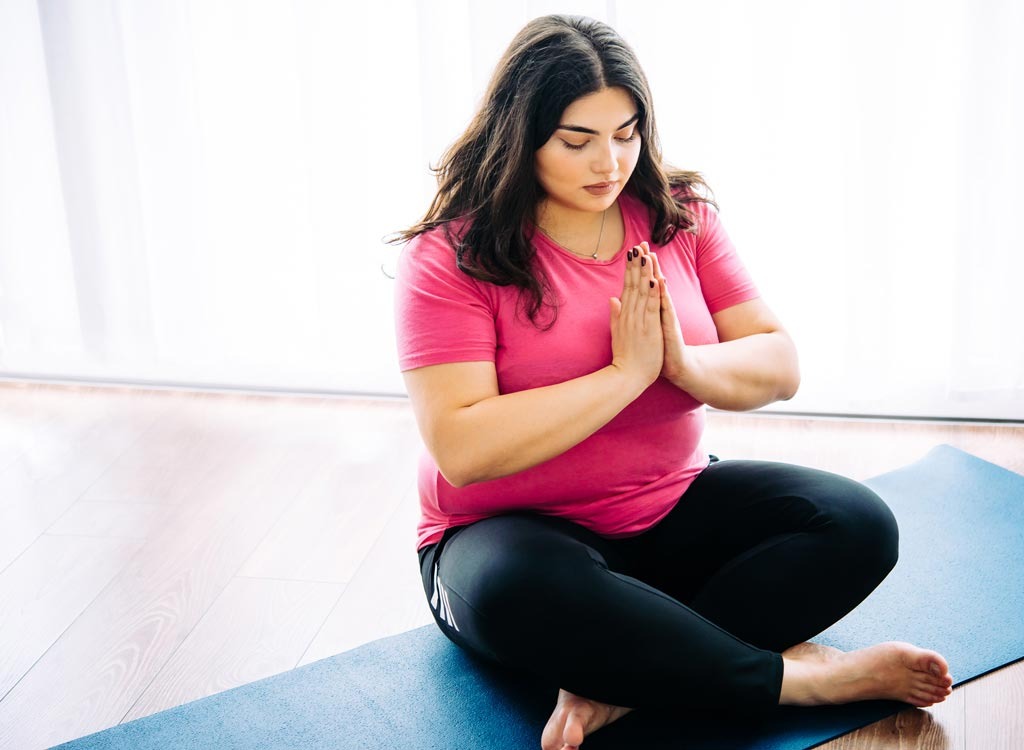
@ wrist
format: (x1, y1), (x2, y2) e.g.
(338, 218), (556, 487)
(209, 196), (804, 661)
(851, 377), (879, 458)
(666, 346), (702, 393)
(607, 361), (656, 400)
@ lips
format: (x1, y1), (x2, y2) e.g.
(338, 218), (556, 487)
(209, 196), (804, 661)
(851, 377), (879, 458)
(584, 181), (617, 196)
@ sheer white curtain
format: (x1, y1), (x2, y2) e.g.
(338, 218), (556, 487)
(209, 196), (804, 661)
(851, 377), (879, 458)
(619, 0), (1024, 419)
(1, 0), (431, 394)
(1, 0), (1021, 418)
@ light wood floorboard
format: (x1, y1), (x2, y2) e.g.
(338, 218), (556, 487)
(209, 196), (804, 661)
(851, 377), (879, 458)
(298, 483), (433, 666)
(237, 405), (420, 583)
(0, 534), (143, 699)
(0, 387), (170, 572)
(46, 501), (179, 540)
(124, 577), (344, 722)
(0, 382), (1020, 749)
(0, 391), (342, 748)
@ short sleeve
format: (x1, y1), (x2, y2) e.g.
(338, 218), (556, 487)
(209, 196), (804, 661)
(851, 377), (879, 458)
(394, 228), (497, 371)
(692, 201), (760, 314)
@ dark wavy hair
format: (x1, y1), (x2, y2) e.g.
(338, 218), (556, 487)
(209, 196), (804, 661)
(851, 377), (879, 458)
(386, 13), (716, 327)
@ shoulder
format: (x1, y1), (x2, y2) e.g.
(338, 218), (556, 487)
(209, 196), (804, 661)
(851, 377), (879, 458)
(399, 220), (460, 268)
(398, 220), (466, 280)
(396, 220), (495, 303)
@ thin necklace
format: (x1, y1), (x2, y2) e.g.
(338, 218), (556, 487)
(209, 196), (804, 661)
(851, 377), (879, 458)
(538, 208), (607, 260)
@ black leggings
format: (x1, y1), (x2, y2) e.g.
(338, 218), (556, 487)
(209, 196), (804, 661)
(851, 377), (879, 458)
(417, 459), (899, 716)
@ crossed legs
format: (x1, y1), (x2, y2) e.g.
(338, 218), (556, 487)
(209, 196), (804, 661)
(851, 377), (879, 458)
(417, 460), (951, 747)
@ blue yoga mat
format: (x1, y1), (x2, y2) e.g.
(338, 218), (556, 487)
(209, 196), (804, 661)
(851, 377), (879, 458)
(56, 445), (1024, 750)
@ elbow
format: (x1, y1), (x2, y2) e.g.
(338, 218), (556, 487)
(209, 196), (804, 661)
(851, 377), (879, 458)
(423, 421), (474, 489)
(434, 453), (471, 489)
(779, 376), (800, 402)
(439, 466), (472, 489)
(426, 409), (502, 489)
(433, 448), (484, 489)
(777, 333), (801, 401)
(778, 360), (801, 401)
(437, 451), (506, 489)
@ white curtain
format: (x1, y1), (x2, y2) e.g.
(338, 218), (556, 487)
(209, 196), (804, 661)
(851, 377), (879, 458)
(1, 0), (1021, 419)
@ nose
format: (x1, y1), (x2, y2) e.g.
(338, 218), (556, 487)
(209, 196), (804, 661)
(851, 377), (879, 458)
(591, 139), (618, 176)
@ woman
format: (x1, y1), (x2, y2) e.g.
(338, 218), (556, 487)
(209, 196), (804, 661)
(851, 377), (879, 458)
(389, 14), (953, 750)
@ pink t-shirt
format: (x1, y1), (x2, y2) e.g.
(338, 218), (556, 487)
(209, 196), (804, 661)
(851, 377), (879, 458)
(395, 190), (759, 551)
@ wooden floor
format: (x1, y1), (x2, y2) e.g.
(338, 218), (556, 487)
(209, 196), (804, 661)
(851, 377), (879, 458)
(0, 381), (1021, 749)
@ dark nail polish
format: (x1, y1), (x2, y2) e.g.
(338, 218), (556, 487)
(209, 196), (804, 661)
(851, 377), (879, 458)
(650, 280), (655, 288)
(641, 256), (646, 266)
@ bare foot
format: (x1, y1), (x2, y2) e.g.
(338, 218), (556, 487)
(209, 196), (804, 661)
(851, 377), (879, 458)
(540, 689), (633, 750)
(781, 641), (844, 663)
(780, 641), (954, 708)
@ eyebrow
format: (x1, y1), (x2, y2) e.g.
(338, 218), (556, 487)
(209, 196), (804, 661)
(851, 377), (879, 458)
(556, 113), (640, 135)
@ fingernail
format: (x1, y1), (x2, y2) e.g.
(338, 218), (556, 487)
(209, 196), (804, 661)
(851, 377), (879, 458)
(650, 280), (654, 288)
(931, 665), (940, 676)
(641, 256), (646, 266)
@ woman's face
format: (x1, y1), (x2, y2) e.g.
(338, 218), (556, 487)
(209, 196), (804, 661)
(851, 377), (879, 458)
(535, 86), (642, 218)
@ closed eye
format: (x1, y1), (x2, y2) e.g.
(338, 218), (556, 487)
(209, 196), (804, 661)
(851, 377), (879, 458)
(561, 132), (639, 151)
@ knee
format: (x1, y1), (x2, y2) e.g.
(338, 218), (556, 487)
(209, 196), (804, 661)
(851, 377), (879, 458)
(828, 479), (900, 577)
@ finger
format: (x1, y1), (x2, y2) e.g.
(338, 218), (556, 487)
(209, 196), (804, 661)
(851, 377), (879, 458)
(626, 247), (643, 317)
(649, 251), (666, 282)
(623, 246), (640, 299)
(647, 252), (669, 313)
(619, 253), (633, 320)
(640, 253), (660, 322)
(641, 241), (657, 269)
(645, 261), (661, 318)
(634, 247), (654, 317)
(609, 296), (622, 327)
(659, 276), (677, 315)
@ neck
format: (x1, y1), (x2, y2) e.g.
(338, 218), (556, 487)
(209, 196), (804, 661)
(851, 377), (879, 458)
(535, 201), (612, 258)
(535, 200), (604, 236)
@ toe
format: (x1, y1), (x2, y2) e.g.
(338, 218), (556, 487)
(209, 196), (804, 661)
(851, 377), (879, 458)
(909, 690), (937, 707)
(541, 709), (568, 750)
(562, 709), (586, 748)
(927, 652), (950, 677)
(912, 651), (949, 680)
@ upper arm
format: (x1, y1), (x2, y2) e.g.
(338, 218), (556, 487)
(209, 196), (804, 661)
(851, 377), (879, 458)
(711, 297), (787, 343)
(711, 298), (800, 400)
(402, 360), (499, 483)
(394, 231), (500, 471)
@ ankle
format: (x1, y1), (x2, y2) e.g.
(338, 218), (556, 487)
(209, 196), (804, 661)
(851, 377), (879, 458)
(779, 657), (827, 706)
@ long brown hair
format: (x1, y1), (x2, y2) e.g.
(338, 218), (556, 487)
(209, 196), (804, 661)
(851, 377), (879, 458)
(386, 14), (716, 326)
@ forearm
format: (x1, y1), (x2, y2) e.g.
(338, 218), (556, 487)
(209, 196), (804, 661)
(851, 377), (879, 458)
(437, 365), (648, 487)
(670, 331), (800, 411)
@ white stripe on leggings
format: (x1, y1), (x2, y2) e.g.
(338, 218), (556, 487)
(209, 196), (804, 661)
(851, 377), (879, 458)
(430, 562), (460, 632)
(431, 563), (441, 611)
(439, 582), (460, 632)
